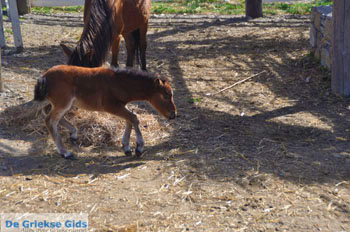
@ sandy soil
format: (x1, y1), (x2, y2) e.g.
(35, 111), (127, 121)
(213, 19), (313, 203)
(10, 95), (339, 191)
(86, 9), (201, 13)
(1, 12), (350, 231)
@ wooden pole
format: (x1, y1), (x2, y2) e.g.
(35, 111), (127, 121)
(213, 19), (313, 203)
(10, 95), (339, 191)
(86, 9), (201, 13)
(332, 0), (350, 96)
(8, 0), (23, 52)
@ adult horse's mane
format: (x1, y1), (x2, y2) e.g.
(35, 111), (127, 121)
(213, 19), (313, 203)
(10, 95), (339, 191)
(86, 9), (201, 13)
(68, 0), (114, 67)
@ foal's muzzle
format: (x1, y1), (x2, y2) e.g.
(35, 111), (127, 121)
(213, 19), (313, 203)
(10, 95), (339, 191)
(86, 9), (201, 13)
(169, 111), (177, 120)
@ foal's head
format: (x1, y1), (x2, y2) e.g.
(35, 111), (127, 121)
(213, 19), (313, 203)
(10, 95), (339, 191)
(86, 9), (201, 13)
(150, 79), (177, 120)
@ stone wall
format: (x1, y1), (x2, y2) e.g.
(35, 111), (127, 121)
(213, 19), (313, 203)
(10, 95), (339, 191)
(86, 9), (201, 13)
(310, 5), (333, 69)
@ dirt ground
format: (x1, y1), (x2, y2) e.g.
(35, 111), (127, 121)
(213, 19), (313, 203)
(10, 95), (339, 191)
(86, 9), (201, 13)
(1, 12), (350, 231)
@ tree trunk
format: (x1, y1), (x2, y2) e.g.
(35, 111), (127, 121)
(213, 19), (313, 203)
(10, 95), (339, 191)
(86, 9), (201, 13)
(16, 0), (31, 15)
(245, 0), (263, 19)
(332, 0), (350, 96)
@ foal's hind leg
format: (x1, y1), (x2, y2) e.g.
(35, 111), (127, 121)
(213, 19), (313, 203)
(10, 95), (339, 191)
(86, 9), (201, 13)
(60, 117), (78, 144)
(42, 105), (78, 144)
(45, 102), (75, 159)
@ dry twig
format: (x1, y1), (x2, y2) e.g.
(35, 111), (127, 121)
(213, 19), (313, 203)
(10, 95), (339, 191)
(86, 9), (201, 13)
(206, 71), (266, 96)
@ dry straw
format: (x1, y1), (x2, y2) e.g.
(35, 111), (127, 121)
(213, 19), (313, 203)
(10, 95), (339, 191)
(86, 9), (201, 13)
(0, 100), (166, 147)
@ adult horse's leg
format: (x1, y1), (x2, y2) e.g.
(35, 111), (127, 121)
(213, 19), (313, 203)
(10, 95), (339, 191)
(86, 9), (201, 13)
(45, 103), (74, 159)
(111, 34), (122, 67)
(124, 32), (136, 68)
(139, 24), (148, 71)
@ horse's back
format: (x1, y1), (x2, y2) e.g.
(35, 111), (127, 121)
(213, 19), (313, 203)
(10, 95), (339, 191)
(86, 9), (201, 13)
(46, 65), (130, 111)
(45, 66), (107, 108)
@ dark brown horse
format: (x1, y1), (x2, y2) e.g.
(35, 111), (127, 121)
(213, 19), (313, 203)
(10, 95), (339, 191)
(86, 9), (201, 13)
(34, 65), (176, 159)
(62, 0), (151, 70)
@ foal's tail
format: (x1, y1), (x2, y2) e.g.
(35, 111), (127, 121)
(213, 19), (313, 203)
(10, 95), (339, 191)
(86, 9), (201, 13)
(132, 29), (141, 67)
(34, 77), (48, 102)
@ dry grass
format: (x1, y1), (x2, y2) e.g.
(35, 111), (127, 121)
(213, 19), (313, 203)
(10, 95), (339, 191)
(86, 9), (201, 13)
(0, 101), (170, 148)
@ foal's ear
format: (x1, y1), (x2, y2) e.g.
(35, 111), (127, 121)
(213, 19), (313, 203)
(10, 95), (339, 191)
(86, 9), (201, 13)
(60, 43), (73, 57)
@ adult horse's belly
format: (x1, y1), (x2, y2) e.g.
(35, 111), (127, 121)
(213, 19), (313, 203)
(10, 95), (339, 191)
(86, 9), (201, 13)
(121, 0), (150, 33)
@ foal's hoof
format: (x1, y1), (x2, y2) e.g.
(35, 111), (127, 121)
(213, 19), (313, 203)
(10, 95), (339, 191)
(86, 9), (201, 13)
(124, 150), (132, 156)
(61, 153), (76, 160)
(70, 137), (78, 145)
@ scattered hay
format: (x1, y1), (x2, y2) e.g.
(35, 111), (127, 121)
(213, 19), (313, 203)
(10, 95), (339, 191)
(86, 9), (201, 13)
(0, 101), (168, 147)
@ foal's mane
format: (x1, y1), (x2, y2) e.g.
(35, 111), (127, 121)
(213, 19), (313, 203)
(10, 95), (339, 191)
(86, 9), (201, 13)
(68, 0), (114, 67)
(110, 68), (168, 83)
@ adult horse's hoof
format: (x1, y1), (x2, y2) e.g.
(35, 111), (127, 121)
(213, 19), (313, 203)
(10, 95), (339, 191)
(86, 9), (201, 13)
(70, 137), (78, 145)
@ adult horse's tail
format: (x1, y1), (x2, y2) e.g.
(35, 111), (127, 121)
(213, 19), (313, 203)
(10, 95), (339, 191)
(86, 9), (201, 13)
(68, 0), (114, 67)
(132, 29), (141, 67)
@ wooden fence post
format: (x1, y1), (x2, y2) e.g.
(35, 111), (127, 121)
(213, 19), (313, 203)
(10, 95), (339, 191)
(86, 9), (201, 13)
(0, 0), (5, 48)
(8, 0), (23, 52)
(332, 0), (350, 96)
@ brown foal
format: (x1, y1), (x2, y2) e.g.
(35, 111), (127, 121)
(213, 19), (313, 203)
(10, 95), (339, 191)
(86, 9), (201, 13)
(34, 65), (177, 159)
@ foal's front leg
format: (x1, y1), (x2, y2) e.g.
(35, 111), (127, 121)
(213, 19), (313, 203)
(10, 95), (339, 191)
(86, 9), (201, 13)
(133, 119), (144, 157)
(60, 117), (78, 144)
(108, 105), (144, 157)
(122, 113), (144, 157)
